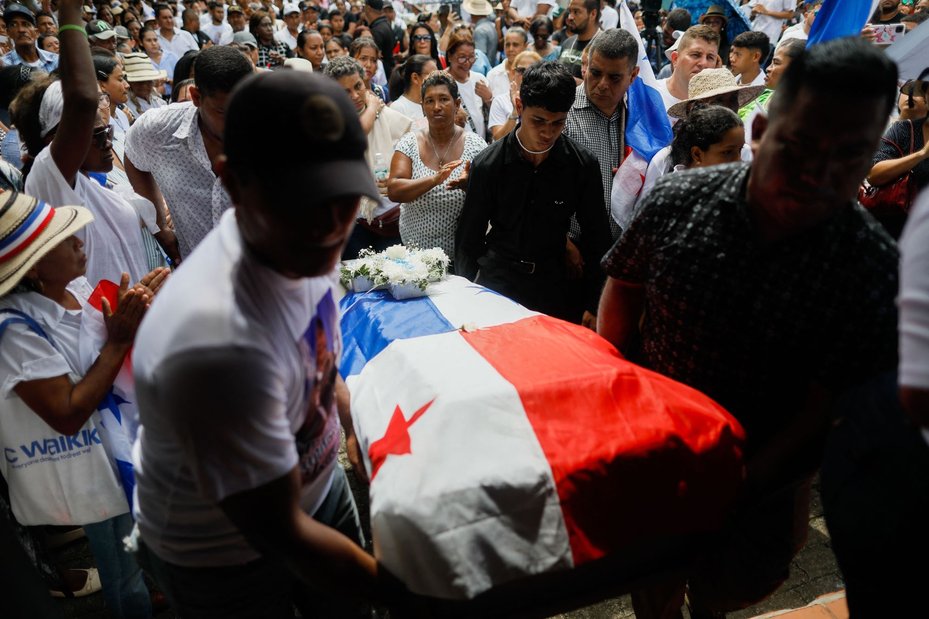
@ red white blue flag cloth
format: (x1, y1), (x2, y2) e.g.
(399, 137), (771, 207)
(79, 280), (139, 509)
(340, 277), (745, 600)
(611, 1), (675, 230)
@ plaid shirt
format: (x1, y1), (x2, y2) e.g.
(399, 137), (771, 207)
(564, 84), (625, 241)
(257, 40), (293, 68)
(602, 163), (899, 453)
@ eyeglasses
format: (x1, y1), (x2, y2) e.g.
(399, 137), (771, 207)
(412, 34), (431, 42)
(92, 125), (114, 150)
(514, 66), (527, 74)
(454, 54), (476, 64)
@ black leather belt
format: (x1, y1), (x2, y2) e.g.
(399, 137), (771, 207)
(484, 249), (557, 275)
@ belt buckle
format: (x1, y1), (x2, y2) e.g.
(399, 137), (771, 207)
(520, 260), (536, 274)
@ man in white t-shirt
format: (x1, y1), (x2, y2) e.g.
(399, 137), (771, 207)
(201, 0), (233, 44)
(656, 25), (720, 112)
(729, 30), (769, 87)
(132, 71), (394, 617)
(748, 0), (796, 47)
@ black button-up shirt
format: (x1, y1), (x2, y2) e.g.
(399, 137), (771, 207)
(455, 129), (613, 312)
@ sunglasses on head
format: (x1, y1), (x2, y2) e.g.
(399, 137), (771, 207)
(92, 125), (114, 150)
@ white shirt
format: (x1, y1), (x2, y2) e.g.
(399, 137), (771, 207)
(488, 93), (514, 131)
(899, 191), (929, 444)
(486, 62), (510, 100)
(125, 102), (231, 259)
(656, 78), (683, 111)
(749, 0), (796, 46)
(736, 70), (767, 87)
(132, 210), (340, 566)
(127, 93), (167, 118)
(600, 4), (619, 30)
(389, 95), (426, 130)
(510, 0), (555, 18)
(456, 71), (489, 139)
(366, 106), (412, 217)
(778, 22), (808, 45)
(25, 148), (150, 288)
(157, 27), (199, 58)
(202, 21), (234, 45)
(276, 27), (300, 51)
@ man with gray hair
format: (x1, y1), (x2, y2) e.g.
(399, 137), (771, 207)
(324, 55), (411, 255)
(561, 28), (642, 327)
(565, 27), (639, 240)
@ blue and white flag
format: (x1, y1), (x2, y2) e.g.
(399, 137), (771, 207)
(807, 0), (880, 46)
(611, 1), (675, 230)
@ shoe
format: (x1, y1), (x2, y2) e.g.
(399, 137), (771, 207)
(44, 526), (86, 550)
(49, 568), (102, 598)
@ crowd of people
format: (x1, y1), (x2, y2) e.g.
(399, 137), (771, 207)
(1, 0), (928, 617)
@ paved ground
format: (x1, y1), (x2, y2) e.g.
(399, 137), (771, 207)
(55, 447), (845, 619)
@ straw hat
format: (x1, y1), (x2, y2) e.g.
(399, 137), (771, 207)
(122, 53), (167, 82)
(668, 68), (765, 118)
(463, 0), (493, 16)
(0, 191), (93, 297)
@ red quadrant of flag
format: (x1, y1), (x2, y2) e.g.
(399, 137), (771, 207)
(461, 315), (745, 565)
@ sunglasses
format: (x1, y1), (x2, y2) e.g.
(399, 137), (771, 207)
(514, 66), (527, 74)
(92, 125), (114, 150)
(413, 34), (432, 42)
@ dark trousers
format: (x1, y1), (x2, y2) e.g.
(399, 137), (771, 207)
(342, 223), (401, 261)
(475, 259), (571, 321)
(821, 371), (929, 618)
(136, 468), (369, 619)
(630, 479), (812, 618)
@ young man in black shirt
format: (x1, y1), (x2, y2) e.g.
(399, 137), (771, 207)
(456, 61), (612, 323)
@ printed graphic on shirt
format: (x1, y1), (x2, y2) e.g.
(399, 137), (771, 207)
(295, 289), (341, 486)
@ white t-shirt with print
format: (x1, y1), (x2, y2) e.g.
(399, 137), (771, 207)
(25, 147), (150, 288)
(132, 209), (341, 567)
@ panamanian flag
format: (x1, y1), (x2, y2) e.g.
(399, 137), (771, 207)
(611, 0), (675, 231)
(341, 277), (745, 600)
(79, 280), (139, 510)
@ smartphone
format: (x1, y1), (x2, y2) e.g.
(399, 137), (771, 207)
(871, 23), (906, 46)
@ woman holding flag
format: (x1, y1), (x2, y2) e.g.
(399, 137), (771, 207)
(0, 189), (163, 618)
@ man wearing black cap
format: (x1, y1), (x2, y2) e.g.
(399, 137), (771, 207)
(132, 71), (391, 617)
(2, 3), (59, 72)
(227, 3), (248, 33)
(86, 19), (118, 52)
(363, 0), (396, 78)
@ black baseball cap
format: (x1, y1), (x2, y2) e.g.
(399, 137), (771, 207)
(224, 72), (379, 204)
(365, 0), (384, 10)
(86, 19), (117, 39)
(3, 3), (36, 25)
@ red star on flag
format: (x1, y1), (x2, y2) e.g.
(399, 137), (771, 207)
(368, 399), (434, 479)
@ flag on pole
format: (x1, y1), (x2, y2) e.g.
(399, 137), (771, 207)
(341, 277), (745, 600)
(807, 0), (880, 46)
(611, 1), (674, 231)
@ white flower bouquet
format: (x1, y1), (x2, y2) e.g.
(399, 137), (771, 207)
(340, 245), (449, 299)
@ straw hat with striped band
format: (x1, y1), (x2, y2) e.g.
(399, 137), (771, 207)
(122, 53), (168, 83)
(0, 191), (93, 297)
(668, 68), (765, 119)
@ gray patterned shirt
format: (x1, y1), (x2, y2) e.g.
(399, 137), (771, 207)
(564, 84), (625, 241)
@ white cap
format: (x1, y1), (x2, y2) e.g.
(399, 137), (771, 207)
(39, 80), (64, 138)
(283, 2), (301, 15)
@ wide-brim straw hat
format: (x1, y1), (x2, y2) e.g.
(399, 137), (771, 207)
(122, 52), (167, 82)
(0, 191), (93, 297)
(668, 68), (766, 118)
(463, 0), (493, 16)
